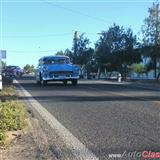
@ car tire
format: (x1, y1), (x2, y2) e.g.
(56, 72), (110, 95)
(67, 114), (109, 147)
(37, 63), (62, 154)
(40, 75), (47, 86)
(36, 79), (41, 85)
(63, 80), (68, 85)
(41, 79), (47, 86)
(71, 79), (78, 85)
(19, 73), (23, 77)
(36, 74), (41, 85)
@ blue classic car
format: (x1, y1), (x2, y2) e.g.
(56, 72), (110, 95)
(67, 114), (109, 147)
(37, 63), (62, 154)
(35, 55), (80, 85)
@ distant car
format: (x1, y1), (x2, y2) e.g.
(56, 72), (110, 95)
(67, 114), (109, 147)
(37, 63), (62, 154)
(35, 55), (80, 85)
(2, 66), (23, 78)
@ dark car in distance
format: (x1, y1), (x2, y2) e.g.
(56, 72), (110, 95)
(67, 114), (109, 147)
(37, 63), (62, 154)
(2, 66), (24, 78)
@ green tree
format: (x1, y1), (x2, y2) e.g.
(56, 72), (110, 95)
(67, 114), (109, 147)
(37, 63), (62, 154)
(141, 0), (160, 79)
(131, 63), (147, 77)
(55, 50), (65, 55)
(71, 33), (94, 65)
(23, 64), (35, 73)
(95, 24), (125, 78)
(95, 24), (141, 79)
(63, 49), (72, 61)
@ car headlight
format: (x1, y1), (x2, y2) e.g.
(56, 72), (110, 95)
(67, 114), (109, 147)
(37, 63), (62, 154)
(42, 67), (49, 77)
(42, 66), (48, 71)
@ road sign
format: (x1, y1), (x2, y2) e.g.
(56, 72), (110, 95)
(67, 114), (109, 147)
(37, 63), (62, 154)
(0, 50), (6, 59)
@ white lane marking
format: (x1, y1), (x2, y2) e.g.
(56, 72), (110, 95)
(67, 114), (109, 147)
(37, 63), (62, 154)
(14, 80), (99, 160)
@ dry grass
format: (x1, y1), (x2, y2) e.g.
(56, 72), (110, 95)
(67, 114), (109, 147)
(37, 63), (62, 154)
(0, 86), (27, 146)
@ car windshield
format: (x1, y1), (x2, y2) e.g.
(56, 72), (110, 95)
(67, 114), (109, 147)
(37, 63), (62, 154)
(43, 57), (70, 65)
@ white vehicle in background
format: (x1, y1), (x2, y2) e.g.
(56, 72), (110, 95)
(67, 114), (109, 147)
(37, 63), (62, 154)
(35, 55), (80, 85)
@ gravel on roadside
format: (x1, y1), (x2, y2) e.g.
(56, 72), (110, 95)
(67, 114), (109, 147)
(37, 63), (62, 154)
(0, 115), (58, 160)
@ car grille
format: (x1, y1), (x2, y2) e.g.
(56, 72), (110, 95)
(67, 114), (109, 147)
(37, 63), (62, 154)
(49, 71), (73, 77)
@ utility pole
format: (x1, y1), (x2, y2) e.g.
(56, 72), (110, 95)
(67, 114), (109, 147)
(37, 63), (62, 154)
(73, 31), (78, 64)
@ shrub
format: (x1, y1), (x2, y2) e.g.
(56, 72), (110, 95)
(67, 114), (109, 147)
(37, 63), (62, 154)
(0, 86), (16, 97)
(0, 101), (26, 131)
(0, 101), (27, 145)
(130, 63), (147, 76)
(0, 86), (17, 102)
(0, 130), (6, 145)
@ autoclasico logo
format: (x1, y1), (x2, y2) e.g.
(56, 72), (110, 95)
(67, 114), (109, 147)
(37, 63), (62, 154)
(142, 151), (160, 159)
(108, 151), (160, 159)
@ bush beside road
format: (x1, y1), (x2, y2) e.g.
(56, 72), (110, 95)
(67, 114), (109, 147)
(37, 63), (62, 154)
(0, 86), (27, 146)
(0, 80), (58, 160)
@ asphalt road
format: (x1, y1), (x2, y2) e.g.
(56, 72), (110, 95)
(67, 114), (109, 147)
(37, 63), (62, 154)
(17, 76), (160, 160)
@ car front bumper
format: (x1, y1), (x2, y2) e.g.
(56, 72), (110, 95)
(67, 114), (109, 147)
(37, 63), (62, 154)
(42, 75), (79, 81)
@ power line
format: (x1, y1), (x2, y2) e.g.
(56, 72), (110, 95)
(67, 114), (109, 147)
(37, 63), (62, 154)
(2, 32), (72, 38)
(2, 32), (100, 39)
(41, 0), (109, 24)
(6, 49), (67, 53)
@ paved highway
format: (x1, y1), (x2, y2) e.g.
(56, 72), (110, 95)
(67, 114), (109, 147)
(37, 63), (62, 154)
(17, 76), (160, 160)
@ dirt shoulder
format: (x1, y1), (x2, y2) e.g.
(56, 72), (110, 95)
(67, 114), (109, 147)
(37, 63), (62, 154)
(1, 115), (58, 160)
(1, 121), (37, 160)
(0, 78), (58, 160)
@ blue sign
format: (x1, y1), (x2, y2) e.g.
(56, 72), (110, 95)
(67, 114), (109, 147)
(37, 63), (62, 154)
(0, 50), (6, 59)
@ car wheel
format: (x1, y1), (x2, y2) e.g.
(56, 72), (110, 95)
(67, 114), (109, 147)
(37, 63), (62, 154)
(41, 79), (47, 86)
(40, 75), (47, 86)
(72, 79), (78, 85)
(19, 73), (23, 77)
(36, 79), (41, 85)
(35, 75), (41, 84)
(63, 80), (68, 85)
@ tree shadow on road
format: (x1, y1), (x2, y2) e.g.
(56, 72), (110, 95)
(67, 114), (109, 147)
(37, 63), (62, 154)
(19, 94), (160, 102)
